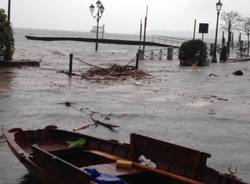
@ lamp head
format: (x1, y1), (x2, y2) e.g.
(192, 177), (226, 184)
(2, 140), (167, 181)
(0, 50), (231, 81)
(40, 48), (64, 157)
(89, 4), (95, 14)
(216, 0), (223, 12)
(96, 0), (102, 9)
(99, 4), (105, 14)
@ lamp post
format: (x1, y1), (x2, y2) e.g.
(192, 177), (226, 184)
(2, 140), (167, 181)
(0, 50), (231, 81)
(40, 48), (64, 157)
(247, 30), (250, 56)
(89, 0), (104, 52)
(7, 0), (11, 25)
(211, 0), (223, 63)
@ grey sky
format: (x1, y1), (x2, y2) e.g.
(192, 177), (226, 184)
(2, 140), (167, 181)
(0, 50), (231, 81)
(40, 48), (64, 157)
(0, 0), (249, 34)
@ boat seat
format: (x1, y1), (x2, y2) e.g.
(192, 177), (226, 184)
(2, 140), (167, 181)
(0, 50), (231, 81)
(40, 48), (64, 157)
(129, 134), (211, 179)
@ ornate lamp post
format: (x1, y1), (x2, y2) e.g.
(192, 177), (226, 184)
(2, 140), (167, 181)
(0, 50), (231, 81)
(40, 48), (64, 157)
(211, 0), (223, 63)
(7, 0), (11, 25)
(89, 0), (105, 52)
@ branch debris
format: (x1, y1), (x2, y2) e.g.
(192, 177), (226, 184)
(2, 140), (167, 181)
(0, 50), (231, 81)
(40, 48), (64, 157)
(81, 64), (150, 81)
(90, 116), (119, 132)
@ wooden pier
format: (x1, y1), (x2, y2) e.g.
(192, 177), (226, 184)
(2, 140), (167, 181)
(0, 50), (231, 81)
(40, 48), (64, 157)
(25, 35), (179, 48)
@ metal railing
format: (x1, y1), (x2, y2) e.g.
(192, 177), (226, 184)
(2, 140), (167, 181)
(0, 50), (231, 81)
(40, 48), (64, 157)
(151, 35), (187, 48)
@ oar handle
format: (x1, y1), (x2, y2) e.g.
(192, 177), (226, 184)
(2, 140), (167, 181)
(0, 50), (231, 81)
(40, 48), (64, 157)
(133, 162), (204, 184)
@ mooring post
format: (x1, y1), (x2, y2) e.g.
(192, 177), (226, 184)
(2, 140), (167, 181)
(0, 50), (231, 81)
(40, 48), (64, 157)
(167, 47), (174, 60)
(1, 124), (3, 136)
(135, 51), (139, 69)
(139, 19), (143, 50)
(69, 53), (73, 76)
(142, 6), (148, 55)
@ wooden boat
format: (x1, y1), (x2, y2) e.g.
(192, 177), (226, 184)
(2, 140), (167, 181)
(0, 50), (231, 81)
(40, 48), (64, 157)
(5, 126), (248, 184)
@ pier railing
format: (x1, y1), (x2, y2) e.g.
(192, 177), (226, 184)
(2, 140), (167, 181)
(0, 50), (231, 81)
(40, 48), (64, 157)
(151, 35), (187, 48)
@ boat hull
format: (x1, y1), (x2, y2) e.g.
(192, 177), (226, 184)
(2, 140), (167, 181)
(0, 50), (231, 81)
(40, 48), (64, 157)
(5, 126), (248, 184)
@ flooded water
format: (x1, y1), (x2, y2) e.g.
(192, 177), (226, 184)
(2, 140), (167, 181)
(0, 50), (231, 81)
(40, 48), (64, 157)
(0, 28), (250, 183)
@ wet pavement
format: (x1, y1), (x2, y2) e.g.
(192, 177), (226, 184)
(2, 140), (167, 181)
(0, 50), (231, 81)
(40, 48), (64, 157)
(0, 29), (250, 183)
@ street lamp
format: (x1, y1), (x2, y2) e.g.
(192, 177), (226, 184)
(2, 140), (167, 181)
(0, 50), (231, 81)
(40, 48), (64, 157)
(211, 0), (223, 63)
(6, 0), (11, 25)
(89, 0), (105, 52)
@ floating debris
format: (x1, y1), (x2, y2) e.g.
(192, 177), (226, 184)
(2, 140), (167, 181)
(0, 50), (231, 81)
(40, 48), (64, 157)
(208, 73), (218, 77)
(203, 95), (229, 102)
(232, 70), (243, 76)
(90, 115), (119, 132)
(81, 64), (150, 81)
(59, 101), (77, 107)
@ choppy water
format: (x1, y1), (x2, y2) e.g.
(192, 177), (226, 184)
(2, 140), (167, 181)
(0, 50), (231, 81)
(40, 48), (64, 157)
(0, 28), (250, 184)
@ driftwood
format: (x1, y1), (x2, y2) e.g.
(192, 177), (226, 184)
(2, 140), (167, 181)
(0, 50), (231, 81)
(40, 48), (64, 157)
(90, 116), (119, 132)
(59, 102), (119, 132)
(73, 117), (120, 132)
(208, 73), (218, 77)
(59, 101), (77, 107)
(73, 123), (96, 132)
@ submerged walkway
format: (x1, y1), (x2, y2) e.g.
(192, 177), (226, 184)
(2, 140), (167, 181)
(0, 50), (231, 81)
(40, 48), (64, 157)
(0, 60), (40, 67)
(25, 35), (179, 48)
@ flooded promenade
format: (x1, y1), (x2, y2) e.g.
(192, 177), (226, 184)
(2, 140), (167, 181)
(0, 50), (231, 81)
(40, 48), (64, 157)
(0, 29), (250, 183)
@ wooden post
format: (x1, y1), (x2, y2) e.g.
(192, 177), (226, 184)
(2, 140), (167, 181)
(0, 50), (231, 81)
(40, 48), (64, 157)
(69, 53), (73, 76)
(142, 6), (148, 53)
(139, 19), (143, 50)
(1, 124), (4, 137)
(102, 24), (105, 39)
(167, 47), (174, 60)
(135, 52), (139, 70)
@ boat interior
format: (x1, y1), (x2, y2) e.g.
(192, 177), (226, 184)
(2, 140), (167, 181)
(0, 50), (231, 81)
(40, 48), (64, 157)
(10, 127), (216, 184)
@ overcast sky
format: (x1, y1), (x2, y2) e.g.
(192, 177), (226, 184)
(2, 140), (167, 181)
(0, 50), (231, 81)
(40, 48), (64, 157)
(0, 0), (249, 34)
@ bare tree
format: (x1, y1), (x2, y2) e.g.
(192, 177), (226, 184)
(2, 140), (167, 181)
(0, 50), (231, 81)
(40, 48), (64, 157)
(221, 11), (243, 31)
(220, 11), (243, 58)
(238, 17), (250, 56)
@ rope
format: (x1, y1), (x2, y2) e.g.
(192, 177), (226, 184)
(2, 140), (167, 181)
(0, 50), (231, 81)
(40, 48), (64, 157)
(74, 57), (104, 68)
(74, 54), (139, 68)
(126, 55), (137, 66)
